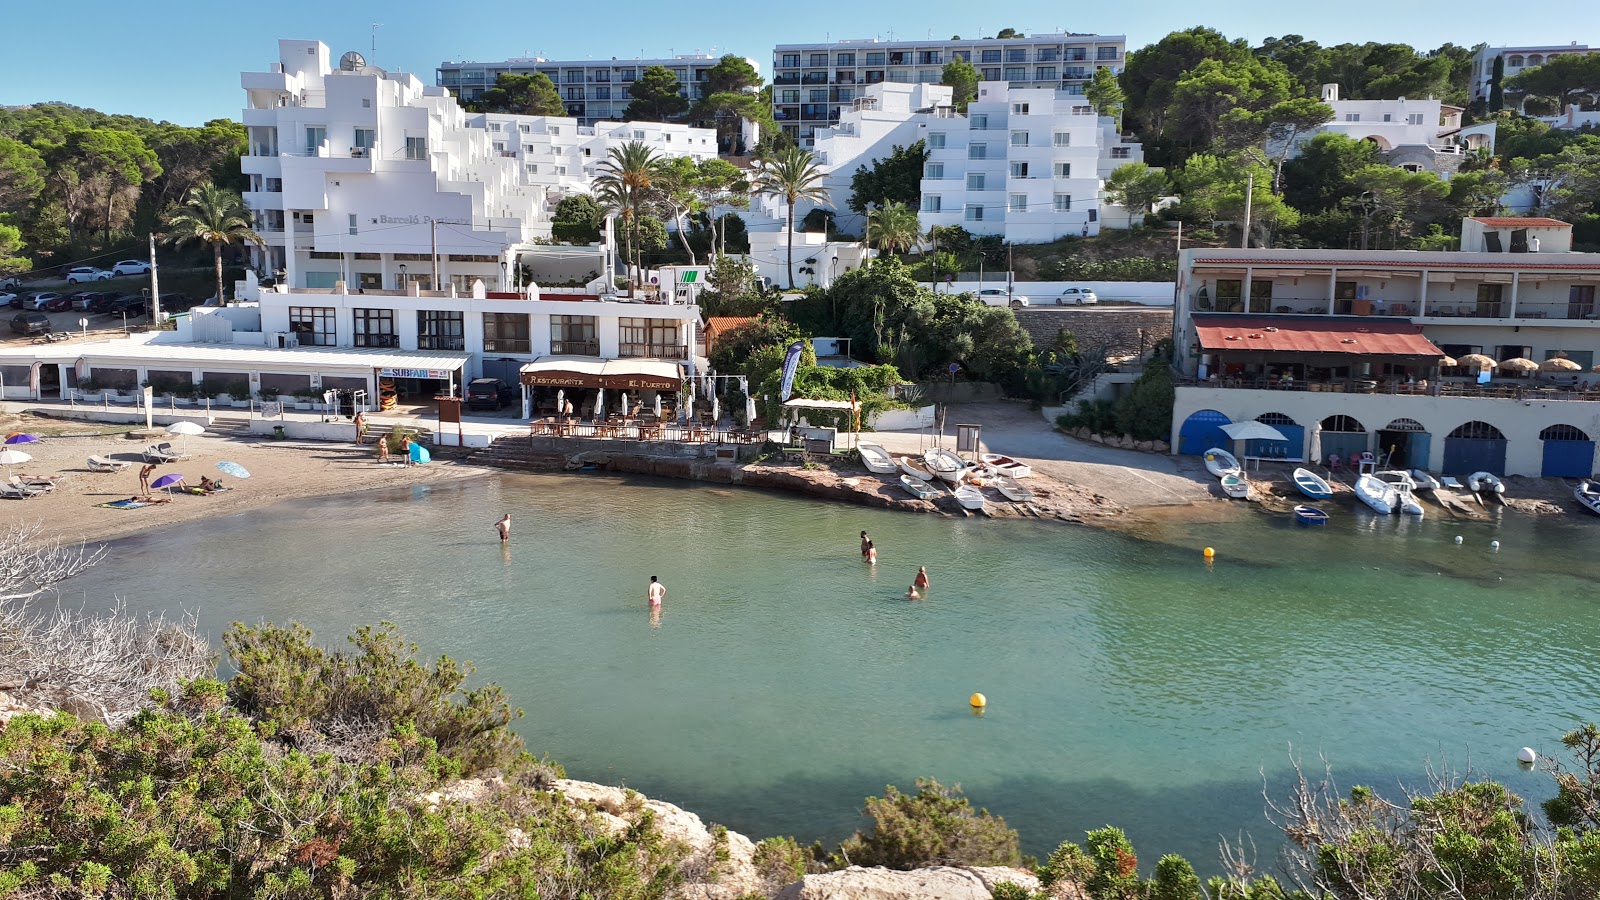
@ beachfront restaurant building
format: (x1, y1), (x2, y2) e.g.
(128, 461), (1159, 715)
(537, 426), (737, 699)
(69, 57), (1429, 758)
(1170, 218), (1600, 478)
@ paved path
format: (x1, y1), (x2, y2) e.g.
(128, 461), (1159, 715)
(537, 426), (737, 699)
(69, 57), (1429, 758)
(862, 401), (1213, 508)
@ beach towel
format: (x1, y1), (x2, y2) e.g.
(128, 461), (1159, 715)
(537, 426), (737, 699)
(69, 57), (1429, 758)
(97, 499), (152, 509)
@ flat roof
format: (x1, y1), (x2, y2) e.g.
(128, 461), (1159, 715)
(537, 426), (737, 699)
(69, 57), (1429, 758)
(0, 339), (470, 372)
(1193, 316), (1443, 357)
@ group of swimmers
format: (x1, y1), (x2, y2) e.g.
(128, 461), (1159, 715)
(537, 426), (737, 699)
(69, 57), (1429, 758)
(860, 531), (931, 599)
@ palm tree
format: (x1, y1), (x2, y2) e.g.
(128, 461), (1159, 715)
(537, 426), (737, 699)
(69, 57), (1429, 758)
(866, 201), (922, 256)
(593, 141), (664, 289)
(164, 184), (265, 306)
(751, 146), (829, 289)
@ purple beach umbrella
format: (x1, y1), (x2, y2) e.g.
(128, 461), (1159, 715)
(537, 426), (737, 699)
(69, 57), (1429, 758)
(3, 433), (39, 445)
(150, 473), (186, 492)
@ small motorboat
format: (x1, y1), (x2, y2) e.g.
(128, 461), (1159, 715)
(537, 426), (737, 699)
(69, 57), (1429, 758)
(923, 448), (967, 485)
(1293, 505), (1329, 525)
(857, 442), (897, 475)
(1355, 473), (1397, 514)
(1467, 471), (1505, 496)
(952, 485), (987, 511)
(1574, 480), (1600, 517)
(993, 474), (1035, 502)
(1292, 467), (1333, 500)
(1220, 473), (1251, 499)
(1408, 469), (1442, 492)
(1395, 484), (1425, 517)
(980, 453), (1032, 478)
(897, 456), (935, 482)
(900, 473), (941, 500)
(1204, 448), (1242, 479)
(1374, 470), (1417, 490)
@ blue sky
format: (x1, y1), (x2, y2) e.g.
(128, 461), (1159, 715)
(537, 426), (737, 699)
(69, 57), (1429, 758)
(2, 0), (1596, 125)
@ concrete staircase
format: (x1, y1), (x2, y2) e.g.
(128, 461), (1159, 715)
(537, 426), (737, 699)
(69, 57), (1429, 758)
(467, 433), (567, 472)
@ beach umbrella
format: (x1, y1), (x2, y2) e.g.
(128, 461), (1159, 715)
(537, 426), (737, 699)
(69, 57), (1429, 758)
(1500, 357), (1539, 372)
(1218, 421), (1286, 442)
(595, 387), (605, 422)
(1308, 422), (1323, 465)
(711, 391), (720, 424)
(556, 389), (565, 419)
(1541, 357), (1582, 372)
(621, 392), (629, 417)
(1438, 356), (1457, 367)
(745, 394), (757, 429)
(216, 461), (251, 479)
(653, 392), (662, 418)
(4, 433), (39, 445)
(1457, 353), (1497, 371)
(166, 420), (205, 456)
(0, 448), (31, 475)
(150, 473), (185, 494)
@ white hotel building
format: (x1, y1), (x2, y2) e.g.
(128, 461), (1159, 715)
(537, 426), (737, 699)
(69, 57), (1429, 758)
(437, 53), (755, 126)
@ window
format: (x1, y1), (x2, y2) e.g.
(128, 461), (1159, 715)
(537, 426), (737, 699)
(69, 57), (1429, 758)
(927, 132), (946, 149)
(922, 195), (942, 212)
(1038, 48), (1060, 61)
(304, 126), (326, 155)
(353, 128), (375, 150)
(1053, 193), (1071, 211)
(1053, 131), (1071, 147)
(1004, 67), (1027, 80)
(809, 89), (827, 102)
(1006, 49), (1026, 62)
(970, 113), (988, 129)
(967, 173), (986, 190)
(548, 126), (561, 135)
(1010, 161), (1029, 178)
(866, 52), (885, 65)
(1096, 47), (1118, 60)
(483, 313), (531, 354)
(1087, 209), (1097, 222)
(1053, 161), (1071, 178)
(1010, 130), (1029, 146)
(781, 54), (800, 67)
(837, 52), (855, 66)
(525, 163), (538, 174)
(781, 89), (799, 103)
(519, 124), (531, 133)
(810, 53), (828, 66)
(493, 142), (506, 152)
(352, 308), (396, 348)
(1009, 193), (1027, 212)
(1110, 146), (1131, 159)
(1345, 113), (1360, 122)
(918, 69), (940, 83)
(965, 204), (984, 221)
(619, 317), (683, 357)
(981, 49), (1001, 63)
(1382, 113), (1392, 122)
(404, 136), (427, 160)
(1408, 113), (1425, 125)
(968, 143), (987, 159)
(489, 122), (502, 132)
(981, 67), (1001, 81)
(1036, 67), (1056, 80)
(416, 310), (464, 350)
(1067, 48), (1087, 61)
(924, 162), (944, 179)
(347, 213), (357, 235)
(362, 98), (371, 108)
(952, 50), (971, 62)
(551, 315), (598, 355)
(288, 307), (335, 346)
(1012, 102), (1030, 115)
(595, 87), (610, 100)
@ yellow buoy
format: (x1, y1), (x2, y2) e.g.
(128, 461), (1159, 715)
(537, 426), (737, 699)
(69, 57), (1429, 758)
(1203, 547), (1215, 558)
(969, 692), (987, 708)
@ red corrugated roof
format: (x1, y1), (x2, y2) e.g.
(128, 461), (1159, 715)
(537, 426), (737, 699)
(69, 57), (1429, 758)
(1470, 217), (1570, 228)
(1193, 316), (1443, 357)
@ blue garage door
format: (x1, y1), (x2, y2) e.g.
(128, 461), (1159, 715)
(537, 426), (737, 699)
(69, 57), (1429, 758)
(1318, 415), (1368, 463)
(1540, 425), (1595, 478)
(1178, 409), (1231, 455)
(1247, 413), (1304, 460)
(1442, 421), (1507, 476)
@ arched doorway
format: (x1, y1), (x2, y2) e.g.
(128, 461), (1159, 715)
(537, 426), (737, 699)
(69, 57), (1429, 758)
(1443, 421), (1507, 475)
(1378, 418), (1431, 470)
(1250, 412), (1303, 460)
(1178, 409), (1231, 455)
(1540, 424), (1595, 477)
(1319, 414), (1369, 461)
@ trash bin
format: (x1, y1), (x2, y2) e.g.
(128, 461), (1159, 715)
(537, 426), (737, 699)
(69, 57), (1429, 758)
(272, 425), (286, 440)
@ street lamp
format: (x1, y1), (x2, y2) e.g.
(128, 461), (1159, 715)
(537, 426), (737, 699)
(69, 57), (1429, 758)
(500, 259), (507, 291)
(398, 263), (407, 290)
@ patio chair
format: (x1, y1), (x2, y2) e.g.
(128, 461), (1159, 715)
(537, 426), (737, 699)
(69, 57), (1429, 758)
(87, 455), (130, 472)
(1326, 454), (1345, 474)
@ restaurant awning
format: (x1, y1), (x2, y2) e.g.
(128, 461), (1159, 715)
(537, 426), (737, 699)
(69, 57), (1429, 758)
(518, 357), (682, 390)
(1193, 316), (1443, 357)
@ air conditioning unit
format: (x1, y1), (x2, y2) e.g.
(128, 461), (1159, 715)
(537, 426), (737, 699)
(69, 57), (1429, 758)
(273, 332), (299, 349)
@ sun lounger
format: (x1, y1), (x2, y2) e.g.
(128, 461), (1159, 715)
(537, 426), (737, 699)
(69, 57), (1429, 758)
(0, 482), (38, 500)
(8, 475), (51, 494)
(88, 455), (131, 472)
(144, 445), (181, 463)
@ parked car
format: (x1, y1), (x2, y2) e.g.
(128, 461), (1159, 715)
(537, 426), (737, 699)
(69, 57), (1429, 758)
(110, 260), (152, 276)
(87, 292), (123, 314)
(0, 291), (17, 308)
(42, 293), (75, 312)
(9, 312), (50, 335)
(68, 291), (100, 310)
(1057, 287), (1100, 305)
(0, 276), (22, 291)
(466, 377), (515, 410)
(105, 295), (147, 318)
(22, 292), (63, 311)
(64, 266), (113, 284)
(977, 288), (1030, 308)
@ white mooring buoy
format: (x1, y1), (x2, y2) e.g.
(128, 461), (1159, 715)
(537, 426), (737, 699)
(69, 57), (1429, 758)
(1518, 747), (1537, 764)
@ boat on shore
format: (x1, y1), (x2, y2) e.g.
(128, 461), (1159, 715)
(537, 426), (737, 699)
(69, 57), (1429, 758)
(1204, 448), (1242, 478)
(1408, 469), (1442, 492)
(1293, 505), (1329, 525)
(1396, 484), (1425, 517)
(1293, 467), (1333, 500)
(1355, 473), (1397, 514)
(900, 474), (941, 500)
(897, 456), (935, 482)
(1220, 473), (1251, 499)
(1575, 480), (1600, 516)
(857, 442), (897, 475)
(952, 485), (987, 511)
(924, 448), (967, 485)
(1374, 469), (1416, 489)
(980, 453), (1032, 478)
(1468, 471), (1505, 498)
(993, 474), (1035, 502)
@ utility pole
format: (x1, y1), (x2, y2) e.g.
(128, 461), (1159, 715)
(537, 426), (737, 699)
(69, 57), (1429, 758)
(148, 233), (161, 322)
(430, 219), (439, 290)
(1241, 172), (1254, 249)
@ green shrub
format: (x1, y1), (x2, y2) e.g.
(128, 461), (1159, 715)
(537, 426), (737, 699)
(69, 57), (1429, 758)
(834, 778), (1021, 870)
(1085, 827), (1141, 899)
(1150, 853), (1203, 900)
(1057, 399), (1118, 434)
(1112, 366), (1174, 442)
(1038, 839), (1096, 887)
(753, 836), (810, 892)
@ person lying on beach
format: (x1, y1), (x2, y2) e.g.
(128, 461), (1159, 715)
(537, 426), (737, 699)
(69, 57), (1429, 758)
(124, 495), (172, 504)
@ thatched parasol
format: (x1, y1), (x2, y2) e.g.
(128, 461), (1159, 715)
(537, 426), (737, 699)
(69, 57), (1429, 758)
(1457, 354), (1497, 370)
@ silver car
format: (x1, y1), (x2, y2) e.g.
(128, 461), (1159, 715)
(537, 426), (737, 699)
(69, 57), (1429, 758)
(1058, 287), (1100, 305)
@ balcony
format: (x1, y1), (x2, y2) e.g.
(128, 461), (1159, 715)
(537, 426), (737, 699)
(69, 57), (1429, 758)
(551, 340), (599, 356)
(1180, 375), (1600, 403)
(619, 343), (688, 359)
(773, 74), (800, 85)
(484, 339), (532, 354)
(802, 73), (829, 84)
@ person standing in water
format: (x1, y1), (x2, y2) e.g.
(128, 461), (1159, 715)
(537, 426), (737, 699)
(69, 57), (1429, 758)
(494, 514), (511, 543)
(647, 575), (666, 606)
(906, 584), (921, 600)
(860, 531), (871, 558)
(914, 566), (930, 590)
(865, 541), (877, 565)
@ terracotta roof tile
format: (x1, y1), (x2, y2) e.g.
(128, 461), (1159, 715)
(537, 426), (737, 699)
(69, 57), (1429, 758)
(1193, 316), (1443, 357)
(1469, 217), (1570, 227)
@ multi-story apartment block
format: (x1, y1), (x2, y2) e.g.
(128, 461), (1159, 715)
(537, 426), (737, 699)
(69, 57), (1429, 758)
(437, 54), (756, 126)
(917, 83), (1141, 242)
(1470, 43), (1595, 105)
(470, 113), (716, 197)
(772, 32), (1126, 144)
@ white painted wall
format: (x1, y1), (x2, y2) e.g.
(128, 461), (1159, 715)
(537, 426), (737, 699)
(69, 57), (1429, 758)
(923, 280), (1175, 304)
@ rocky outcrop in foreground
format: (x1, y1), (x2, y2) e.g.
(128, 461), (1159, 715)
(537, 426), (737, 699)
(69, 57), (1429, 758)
(776, 865), (1041, 899)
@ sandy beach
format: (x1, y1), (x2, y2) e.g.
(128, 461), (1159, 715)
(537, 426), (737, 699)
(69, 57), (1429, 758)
(0, 413), (489, 545)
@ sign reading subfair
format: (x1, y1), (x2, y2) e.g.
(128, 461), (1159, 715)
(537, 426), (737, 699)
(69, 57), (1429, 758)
(379, 367), (453, 379)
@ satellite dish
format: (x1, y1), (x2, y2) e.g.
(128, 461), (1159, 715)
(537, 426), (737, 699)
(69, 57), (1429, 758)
(339, 50), (367, 71)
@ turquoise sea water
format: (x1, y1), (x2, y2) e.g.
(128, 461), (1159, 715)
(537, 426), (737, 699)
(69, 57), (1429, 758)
(61, 472), (1600, 866)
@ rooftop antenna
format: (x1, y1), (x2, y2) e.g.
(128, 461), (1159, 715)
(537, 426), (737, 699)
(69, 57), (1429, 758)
(371, 23), (381, 58)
